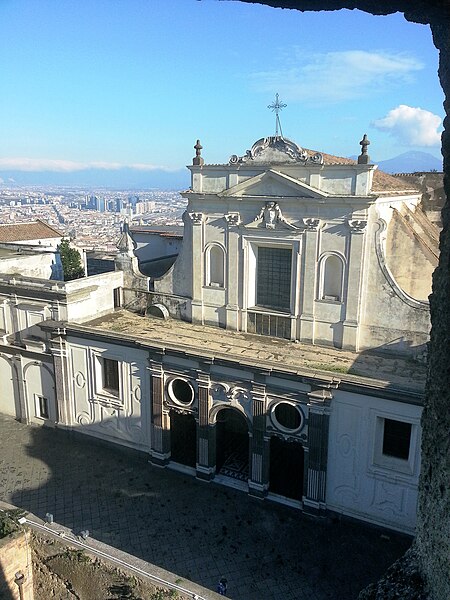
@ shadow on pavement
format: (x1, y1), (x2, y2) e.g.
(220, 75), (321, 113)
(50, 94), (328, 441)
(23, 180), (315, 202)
(6, 417), (412, 600)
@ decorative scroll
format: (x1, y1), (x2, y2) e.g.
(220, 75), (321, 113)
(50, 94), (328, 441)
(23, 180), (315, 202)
(229, 136), (324, 166)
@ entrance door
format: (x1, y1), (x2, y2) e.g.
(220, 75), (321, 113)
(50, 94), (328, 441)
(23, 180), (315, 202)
(216, 408), (249, 482)
(170, 410), (197, 468)
(269, 436), (304, 501)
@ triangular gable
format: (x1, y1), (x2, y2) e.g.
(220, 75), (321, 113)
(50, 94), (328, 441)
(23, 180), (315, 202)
(218, 169), (328, 199)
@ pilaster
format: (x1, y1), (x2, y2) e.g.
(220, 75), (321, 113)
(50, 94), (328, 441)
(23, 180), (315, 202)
(303, 387), (333, 513)
(248, 376), (269, 498)
(342, 219), (367, 351)
(190, 212), (204, 324)
(12, 354), (28, 424)
(196, 361), (215, 481)
(224, 213), (241, 330)
(298, 219), (320, 343)
(148, 352), (170, 466)
(49, 328), (71, 427)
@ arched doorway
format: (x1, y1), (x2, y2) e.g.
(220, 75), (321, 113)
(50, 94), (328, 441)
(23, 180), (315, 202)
(215, 408), (249, 482)
(170, 410), (197, 469)
(269, 436), (304, 501)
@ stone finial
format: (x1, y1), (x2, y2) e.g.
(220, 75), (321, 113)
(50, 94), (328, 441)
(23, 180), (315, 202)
(193, 139), (204, 166)
(358, 134), (371, 164)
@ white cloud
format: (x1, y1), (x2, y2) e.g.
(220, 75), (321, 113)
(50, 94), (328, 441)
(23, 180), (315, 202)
(372, 105), (442, 146)
(0, 158), (177, 172)
(250, 50), (423, 103)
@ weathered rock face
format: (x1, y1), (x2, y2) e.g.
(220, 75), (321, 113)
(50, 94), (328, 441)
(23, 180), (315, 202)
(240, 2), (450, 599)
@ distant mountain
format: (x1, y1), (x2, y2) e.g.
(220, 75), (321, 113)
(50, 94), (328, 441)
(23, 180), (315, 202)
(0, 167), (190, 190)
(376, 151), (443, 174)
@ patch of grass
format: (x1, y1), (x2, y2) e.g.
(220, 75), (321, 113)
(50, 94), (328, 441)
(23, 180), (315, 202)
(0, 508), (26, 539)
(64, 548), (90, 563)
(148, 589), (180, 600)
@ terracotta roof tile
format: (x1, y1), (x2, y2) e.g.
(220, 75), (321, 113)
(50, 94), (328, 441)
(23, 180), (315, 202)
(0, 220), (63, 243)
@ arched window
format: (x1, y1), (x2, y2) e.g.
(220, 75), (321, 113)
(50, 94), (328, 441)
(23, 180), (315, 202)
(321, 254), (344, 301)
(207, 245), (225, 287)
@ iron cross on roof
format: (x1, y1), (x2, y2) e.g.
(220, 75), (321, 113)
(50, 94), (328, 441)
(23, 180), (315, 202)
(267, 93), (287, 137)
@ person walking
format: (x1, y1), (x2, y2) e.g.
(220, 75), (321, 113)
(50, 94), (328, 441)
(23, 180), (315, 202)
(217, 577), (228, 596)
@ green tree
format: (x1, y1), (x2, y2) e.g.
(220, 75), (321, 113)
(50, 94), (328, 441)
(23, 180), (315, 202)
(58, 239), (85, 281)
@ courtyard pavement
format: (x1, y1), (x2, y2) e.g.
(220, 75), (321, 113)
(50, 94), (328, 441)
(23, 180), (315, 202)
(0, 414), (412, 600)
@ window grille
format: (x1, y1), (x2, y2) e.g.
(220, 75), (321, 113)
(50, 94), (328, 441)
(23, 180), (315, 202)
(248, 311), (291, 340)
(256, 247), (292, 311)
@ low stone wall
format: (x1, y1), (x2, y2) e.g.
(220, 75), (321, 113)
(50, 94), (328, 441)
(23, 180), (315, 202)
(0, 530), (34, 600)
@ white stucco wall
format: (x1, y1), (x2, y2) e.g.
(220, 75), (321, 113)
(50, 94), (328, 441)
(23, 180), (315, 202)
(0, 354), (16, 416)
(23, 359), (56, 424)
(66, 337), (151, 452)
(65, 271), (123, 323)
(327, 390), (422, 533)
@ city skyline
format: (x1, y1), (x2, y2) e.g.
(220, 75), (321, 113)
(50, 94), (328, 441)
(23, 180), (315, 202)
(0, 0), (444, 186)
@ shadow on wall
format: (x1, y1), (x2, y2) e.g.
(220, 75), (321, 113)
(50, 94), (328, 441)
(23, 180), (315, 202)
(0, 563), (15, 600)
(5, 416), (412, 598)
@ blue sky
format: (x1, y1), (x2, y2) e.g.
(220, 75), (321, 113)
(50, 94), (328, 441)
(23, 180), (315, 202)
(0, 0), (444, 176)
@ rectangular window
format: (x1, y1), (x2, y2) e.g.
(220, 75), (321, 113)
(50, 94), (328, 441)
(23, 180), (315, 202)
(256, 247), (292, 311)
(37, 396), (49, 419)
(382, 418), (412, 460)
(102, 358), (119, 394)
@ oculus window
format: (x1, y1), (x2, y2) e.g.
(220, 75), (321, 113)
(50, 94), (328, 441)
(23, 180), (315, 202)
(256, 247), (292, 311)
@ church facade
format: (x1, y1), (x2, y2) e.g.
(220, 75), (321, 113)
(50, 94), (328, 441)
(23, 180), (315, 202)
(0, 136), (435, 534)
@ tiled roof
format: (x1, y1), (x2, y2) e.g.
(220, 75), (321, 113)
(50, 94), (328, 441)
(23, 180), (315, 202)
(0, 220), (63, 242)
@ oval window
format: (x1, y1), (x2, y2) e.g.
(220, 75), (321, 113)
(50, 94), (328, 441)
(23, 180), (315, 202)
(273, 402), (302, 431)
(168, 378), (194, 405)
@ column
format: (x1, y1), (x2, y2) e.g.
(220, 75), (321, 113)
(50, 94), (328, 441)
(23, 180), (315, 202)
(224, 212), (241, 330)
(298, 219), (320, 343)
(196, 362), (215, 481)
(342, 219), (367, 351)
(49, 329), (71, 427)
(148, 352), (170, 466)
(189, 212), (204, 324)
(12, 354), (28, 424)
(248, 377), (270, 498)
(303, 387), (332, 513)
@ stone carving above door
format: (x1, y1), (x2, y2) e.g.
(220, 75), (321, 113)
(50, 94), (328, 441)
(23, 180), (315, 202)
(252, 201), (298, 230)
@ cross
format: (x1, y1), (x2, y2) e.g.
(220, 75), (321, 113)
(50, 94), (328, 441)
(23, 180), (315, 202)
(267, 93), (287, 137)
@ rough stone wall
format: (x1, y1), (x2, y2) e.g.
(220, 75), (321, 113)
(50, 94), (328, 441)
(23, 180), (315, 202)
(240, 2), (450, 599)
(417, 21), (450, 600)
(0, 530), (34, 600)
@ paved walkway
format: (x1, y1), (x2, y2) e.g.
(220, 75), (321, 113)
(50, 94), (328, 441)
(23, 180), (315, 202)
(0, 415), (412, 600)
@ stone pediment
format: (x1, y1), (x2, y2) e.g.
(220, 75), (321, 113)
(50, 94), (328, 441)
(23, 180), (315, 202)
(218, 169), (328, 199)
